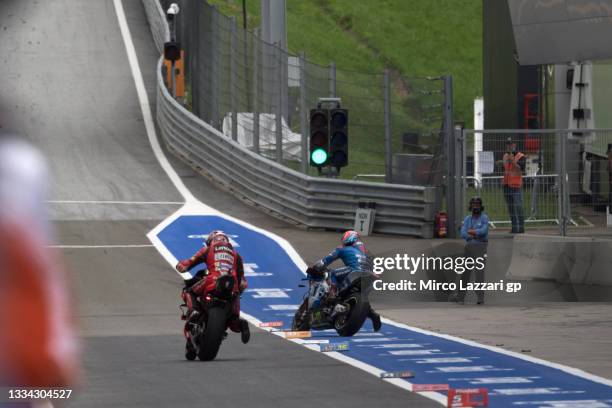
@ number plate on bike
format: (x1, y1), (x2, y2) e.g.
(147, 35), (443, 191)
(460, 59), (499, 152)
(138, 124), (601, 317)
(319, 342), (350, 352)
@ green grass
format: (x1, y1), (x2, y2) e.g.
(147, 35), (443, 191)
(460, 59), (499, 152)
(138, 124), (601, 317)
(205, 0), (482, 179)
(320, 0), (482, 127)
(208, 0), (481, 125)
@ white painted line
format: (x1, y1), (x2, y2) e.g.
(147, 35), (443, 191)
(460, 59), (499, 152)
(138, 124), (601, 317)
(48, 244), (155, 249)
(382, 317), (612, 387)
(115, 2), (612, 406)
(48, 200), (184, 205)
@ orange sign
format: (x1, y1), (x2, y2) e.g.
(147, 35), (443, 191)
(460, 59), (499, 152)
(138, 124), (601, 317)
(283, 331), (312, 339)
(164, 50), (185, 97)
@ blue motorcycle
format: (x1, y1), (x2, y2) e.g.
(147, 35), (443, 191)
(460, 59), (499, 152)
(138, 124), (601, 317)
(291, 266), (378, 337)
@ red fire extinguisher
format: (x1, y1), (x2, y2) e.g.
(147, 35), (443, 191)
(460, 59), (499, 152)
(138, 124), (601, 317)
(435, 211), (448, 238)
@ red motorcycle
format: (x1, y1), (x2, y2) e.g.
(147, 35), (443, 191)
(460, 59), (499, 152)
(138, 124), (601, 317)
(181, 272), (236, 361)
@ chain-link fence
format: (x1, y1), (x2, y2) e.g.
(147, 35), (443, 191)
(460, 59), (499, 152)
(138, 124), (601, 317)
(163, 0), (448, 184)
(462, 129), (612, 236)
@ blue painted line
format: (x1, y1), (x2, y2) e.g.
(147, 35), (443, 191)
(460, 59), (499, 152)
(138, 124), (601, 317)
(156, 215), (612, 408)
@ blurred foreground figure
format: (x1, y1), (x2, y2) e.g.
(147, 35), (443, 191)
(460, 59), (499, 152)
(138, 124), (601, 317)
(0, 135), (78, 388)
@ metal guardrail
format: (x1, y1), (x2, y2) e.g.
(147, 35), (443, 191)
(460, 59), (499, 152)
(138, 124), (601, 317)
(142, 0), (169, 50)
(142, 0), (437, 237)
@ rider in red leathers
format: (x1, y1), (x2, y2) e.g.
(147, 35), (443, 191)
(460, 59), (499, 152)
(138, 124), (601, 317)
(176, 231), (250, 344)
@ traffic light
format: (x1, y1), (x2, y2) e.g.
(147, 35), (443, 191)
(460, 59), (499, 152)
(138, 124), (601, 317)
(309, 109), (329, 167)
(329, 108), (348, 168)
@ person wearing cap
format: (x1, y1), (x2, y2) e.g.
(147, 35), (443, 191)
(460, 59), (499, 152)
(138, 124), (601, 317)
(502, 138), (526, 233)
(457, 197), (489, 305)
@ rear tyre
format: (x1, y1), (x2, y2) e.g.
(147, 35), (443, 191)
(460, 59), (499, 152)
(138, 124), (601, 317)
(335, 299), (369, 337)
(291, 300), (311, 331)
(198, 307), (226, 361)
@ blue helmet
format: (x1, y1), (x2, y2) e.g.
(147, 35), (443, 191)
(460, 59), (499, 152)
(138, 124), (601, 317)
(341, 230), (360, 246)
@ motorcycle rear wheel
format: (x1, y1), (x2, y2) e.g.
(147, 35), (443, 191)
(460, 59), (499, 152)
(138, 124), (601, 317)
(198, 307), (227, 361)
(334, 299), (370, 337)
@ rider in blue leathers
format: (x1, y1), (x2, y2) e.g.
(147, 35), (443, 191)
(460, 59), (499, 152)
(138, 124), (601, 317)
(306, 230), (382, 332)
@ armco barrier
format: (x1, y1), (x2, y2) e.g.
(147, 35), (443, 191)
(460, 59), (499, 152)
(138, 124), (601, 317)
(141, 0), (169, 51)
(142, 0), (437, 237)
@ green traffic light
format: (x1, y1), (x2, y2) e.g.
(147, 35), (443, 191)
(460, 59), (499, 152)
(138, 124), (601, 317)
(311, 148), (328, 165)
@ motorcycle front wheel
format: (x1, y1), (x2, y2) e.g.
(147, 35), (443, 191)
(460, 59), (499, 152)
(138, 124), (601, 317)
(198, 306), (227, 361)
(291, 300), (311, 331)
(334, 299), (370, 337)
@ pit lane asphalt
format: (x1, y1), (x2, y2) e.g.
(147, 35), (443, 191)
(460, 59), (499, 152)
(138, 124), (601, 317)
(0, 0), (438, 406)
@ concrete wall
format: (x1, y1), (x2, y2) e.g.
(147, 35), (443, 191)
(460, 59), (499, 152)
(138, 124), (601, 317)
(507, 234), (612, 286)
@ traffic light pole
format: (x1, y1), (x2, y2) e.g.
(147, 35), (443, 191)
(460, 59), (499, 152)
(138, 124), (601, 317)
(299, 52), (308, 174)
(329, 62), (337, 97)
(316, 97), (341, 109)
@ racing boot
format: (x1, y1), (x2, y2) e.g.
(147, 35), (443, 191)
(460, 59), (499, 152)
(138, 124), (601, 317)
(368, 308), (382, 332)
(239, 318), (250, 344)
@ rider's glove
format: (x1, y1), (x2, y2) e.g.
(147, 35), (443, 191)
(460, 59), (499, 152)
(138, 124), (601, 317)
(239, 278), (248, 294)
(176, 260), (191, 272)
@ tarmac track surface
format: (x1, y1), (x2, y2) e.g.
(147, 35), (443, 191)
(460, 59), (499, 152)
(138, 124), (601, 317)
(0, 0), (438, 406)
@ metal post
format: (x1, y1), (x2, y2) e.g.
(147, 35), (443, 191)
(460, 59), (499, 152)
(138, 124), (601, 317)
(455, 126), (464, 228)
(211, 7), (220, 129)
(462, 129), (467, 217)
(242, 6), (251, 112)
(230, 17), (238, 142)
(558, 131), (568, 236)
(171, 63), (176, 98)
(275, 46), (283, 163)
(443, 75), (457, 238)
(299, 52), (308, 174)
(383, 69), (392, 183)
(556, 130), (562, 234)
(169, 14), (177, 98)
(252, 31), (260, 154)
(329, 62), (337, 97)
(191, 0), (201, 117)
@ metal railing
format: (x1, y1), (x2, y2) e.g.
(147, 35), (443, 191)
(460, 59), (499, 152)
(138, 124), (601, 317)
(461, 129), (612, 236)
(142, 0), (439, 237)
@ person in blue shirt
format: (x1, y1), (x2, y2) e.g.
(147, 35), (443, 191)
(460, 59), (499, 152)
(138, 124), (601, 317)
(457, 196), (489, 304)
(306, 230), (381, 331)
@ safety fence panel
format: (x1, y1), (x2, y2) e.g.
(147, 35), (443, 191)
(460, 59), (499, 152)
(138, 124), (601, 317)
(463, 129), (612, 236)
